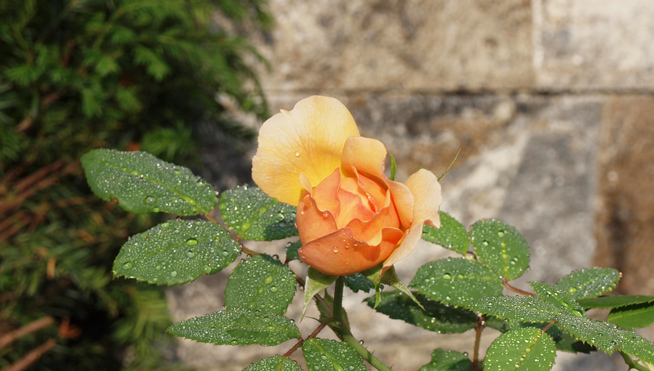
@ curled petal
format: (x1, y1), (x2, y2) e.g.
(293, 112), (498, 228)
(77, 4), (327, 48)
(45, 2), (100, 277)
(382, 169), (443, 274)
(298, 228), (404, 276)
(341, 137), (414, 228)
(252, 96), (360, 206)
(297, 193), (338, 244)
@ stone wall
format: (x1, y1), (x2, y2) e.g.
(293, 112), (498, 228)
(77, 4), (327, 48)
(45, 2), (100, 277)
(172, 1), (654, 370)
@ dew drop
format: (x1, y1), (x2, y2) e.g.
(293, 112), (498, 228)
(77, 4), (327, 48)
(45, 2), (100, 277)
(185, 238), (198, 245)
(170, 271), (178, 277)
(230, 340), (239, 345)
(221, 250), (230, 256)
(144, 196), (155, 204)
(270, 286), (278, 292)
(187, 250), (195, 257)
(333, 246), (339, 253)
(122, 262), (133, 270)
(482, 240), (489, 246)
(497, 230), (505, 237)
(295, 151), (301, 157)
(442, 273), (452, 280)
(264, 275), (273, 284)
(203, 265), (211, 273)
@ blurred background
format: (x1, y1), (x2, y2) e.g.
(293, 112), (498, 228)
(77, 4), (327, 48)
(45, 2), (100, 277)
(2, 0), (654, 370)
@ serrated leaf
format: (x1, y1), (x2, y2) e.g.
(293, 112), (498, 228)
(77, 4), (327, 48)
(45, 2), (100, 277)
(577, 295), (654, 310)
(81, 149), (217, 215)
(243, 356), (303, 371)
(224, 254), (296, 315)
(285, 241), (302, 261)
(483, 328), (556, 371)
(410, 258), (503, 308)
(468, 296), (560, 323)
(113, 219), (240, 285)
(219, 186), (298, 240)
(469, 219), (529, 280)
(302, 339), (366, 371)
(505, 322), (596, 354)
(422, 212), (469, 255)
(344, 272), (375, 293)
(530, 282), (585, 317)
(555, 315), (622, 353)
(607, 302), (654, 329)
(365, 291), (477, 334)
(419, 348), (472, 371)
(554, 268), (621, 300)
(303, 268), (337, 318)
(619, 331), (654, 365)
(167, 308), (300, 346)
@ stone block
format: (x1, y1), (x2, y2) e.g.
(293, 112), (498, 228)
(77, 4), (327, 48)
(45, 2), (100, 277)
(595, 96), (654, 295)
(253, 0), (534, 92)
(535, 0), (654, 91)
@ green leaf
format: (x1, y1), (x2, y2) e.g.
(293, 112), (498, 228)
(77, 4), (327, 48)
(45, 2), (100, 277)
(81, 149), (217, 215)
(285, 241), (302, 261)
(419, 348), (472, 371)
(607, 302), (654, 329)
(422, 212), (469, 255)
(505, 322), (595, 354)
(619, 331), (654, 365)
(483, 328), (556, 371)
(554, 268), (621, 300)
(555, 315), (623, 353)
(389, 153), (397, 181)
(530, 282), (585, 317)
(302, 339), (367, 371)
(344, 272), (375, 293)
(467, 296), (560, 323)
(243, 356), (303, 371)
(469, 219), (530, 280)
(410, 258), (503, 308)
(577, 295), (654, 310)
(167, 308), (300, 346)
(113, 219), (240, 285)
(224, 254), (296, 315)
(303, 268), (337, 318)
(365, 291), (477, 334)
(219, 186), (298, 240)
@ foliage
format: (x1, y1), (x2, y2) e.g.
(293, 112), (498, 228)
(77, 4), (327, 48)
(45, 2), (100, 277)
(0, 0), (270, 369)
(82, 148), (654, 371)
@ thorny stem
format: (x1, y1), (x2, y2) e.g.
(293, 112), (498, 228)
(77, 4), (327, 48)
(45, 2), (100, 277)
(503, 278), (535, 296)
(620, 351), (649, 371)
(473, 315), (485, 371)
(332, 277), (394, 371)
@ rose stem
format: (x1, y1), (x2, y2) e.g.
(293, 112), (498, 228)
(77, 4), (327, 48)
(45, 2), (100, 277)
(332, 277), (394, 371)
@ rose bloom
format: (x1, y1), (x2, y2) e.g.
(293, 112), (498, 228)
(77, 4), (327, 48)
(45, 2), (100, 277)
(252, 96), (442, 276)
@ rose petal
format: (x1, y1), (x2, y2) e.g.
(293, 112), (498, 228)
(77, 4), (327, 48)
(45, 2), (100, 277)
(345, 198), (400, 245)
(298, 227), (404, 276)
(341, 137), (414, 228)
(311, 168), (341, 216)
(297, 193), (338, 244)
(252, 96), (360, 206)
(381, 169), (442, 274)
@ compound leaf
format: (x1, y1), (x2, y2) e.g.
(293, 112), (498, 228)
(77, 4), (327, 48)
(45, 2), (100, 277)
(113, 219), (239, 286)
(422, 211), (469, 255)
(224, 254), (296, 315)
(219, 186), (297, 241)
(469, 219), (529, 280)
(167, 308), (300, 346)
(302, 339), (366, 371)
(82, 149), (217, 215)
(410, 258), (503, 308)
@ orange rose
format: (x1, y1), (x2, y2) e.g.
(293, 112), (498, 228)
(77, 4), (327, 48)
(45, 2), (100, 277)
(252, 96), (442, 276)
